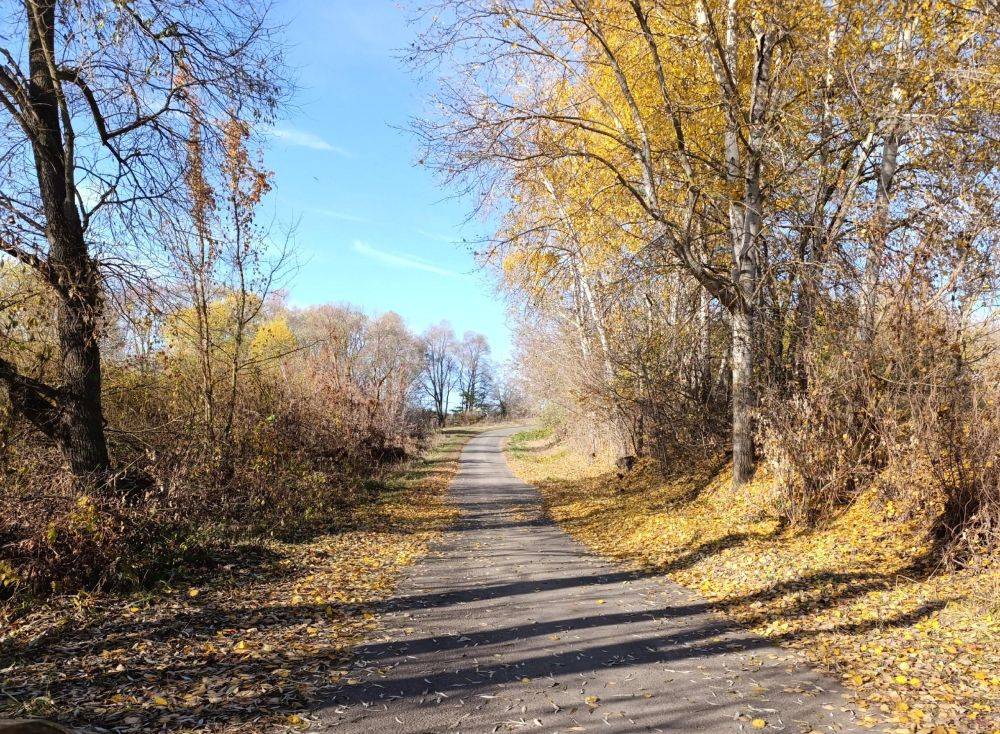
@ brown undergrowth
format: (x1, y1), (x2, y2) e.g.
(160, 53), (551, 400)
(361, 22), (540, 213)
(0, 427), (482, 734)
(505, 429), (999, 734)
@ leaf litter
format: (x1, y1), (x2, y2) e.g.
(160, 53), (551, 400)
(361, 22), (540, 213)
(0, 429), (480, 733)
(506, 432), (999, 734)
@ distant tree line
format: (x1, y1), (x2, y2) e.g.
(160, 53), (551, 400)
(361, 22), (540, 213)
(0, 0), (516, 596)
(419, 322), (523, 426)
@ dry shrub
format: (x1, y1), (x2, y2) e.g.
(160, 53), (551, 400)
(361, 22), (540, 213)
(760, 396), (871, 526)
(0, 452), (199, 597)
(0, 305), (434, 599)
(0, 399), (411, 598)
(14, 494), (198, 595)
(516, 287), (730, 466)
(760, 301), (883, 525)
(762, 294), (1000, 561)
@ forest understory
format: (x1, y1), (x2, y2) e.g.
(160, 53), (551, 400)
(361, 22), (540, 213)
(0, 428), (484, 734)
(505, 429), (999, 734)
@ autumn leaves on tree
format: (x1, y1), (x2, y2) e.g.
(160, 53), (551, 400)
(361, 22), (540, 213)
(415, 0), (998, 553)
(0, 2), (514, 600)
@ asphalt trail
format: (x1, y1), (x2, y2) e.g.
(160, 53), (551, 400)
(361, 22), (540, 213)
(319, 427), (865, 733)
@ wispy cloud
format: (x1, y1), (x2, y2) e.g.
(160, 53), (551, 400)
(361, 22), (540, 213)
(415, 228), (459, 244)
(352, 241), (458, 277)
(312, 207), (369, 223)
(264, 126), (353, 156)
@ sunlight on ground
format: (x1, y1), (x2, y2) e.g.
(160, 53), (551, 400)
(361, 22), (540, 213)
(505, 429), (1000, 734)
(0, 428), (484, 733)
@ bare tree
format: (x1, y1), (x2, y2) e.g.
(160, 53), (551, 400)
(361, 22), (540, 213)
(164, 112), (294, 455)
(0, 0), (286, 480)
(420, 322), (458, 426)
(456, 331), (491, 413)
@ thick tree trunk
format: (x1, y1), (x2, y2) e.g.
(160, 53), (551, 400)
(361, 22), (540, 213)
(56, 285), (110, 476)
(727, 26), (776, 488)
(27, 0), (111, 476)
(728, 174), (761, 487)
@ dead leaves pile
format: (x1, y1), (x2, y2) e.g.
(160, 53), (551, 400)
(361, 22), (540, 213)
(505, 432), (1000, 734)
(0, 429), (473, 733)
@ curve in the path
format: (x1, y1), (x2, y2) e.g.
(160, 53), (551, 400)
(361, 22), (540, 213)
(319, 427), (865, 734)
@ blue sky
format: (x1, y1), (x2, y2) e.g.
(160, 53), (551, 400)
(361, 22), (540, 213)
(260, 0), (512, 362)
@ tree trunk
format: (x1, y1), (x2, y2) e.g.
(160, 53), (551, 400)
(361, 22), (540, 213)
(698, 288), (712, 402)
(862, 16), (911, 338)
(55, 280), (110, 476)
(27, 0), (110, 476)
(731, 305), (756, 485)
(727, 25), (776, 488)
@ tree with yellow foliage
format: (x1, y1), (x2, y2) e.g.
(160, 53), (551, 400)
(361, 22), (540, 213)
(414, 0), (999, 494)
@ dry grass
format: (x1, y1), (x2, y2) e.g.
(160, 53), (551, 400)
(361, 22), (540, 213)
(505, 429), (1000, 734)
(0, 427), (482, 734)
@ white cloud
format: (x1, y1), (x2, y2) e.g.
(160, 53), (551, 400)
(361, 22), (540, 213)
(415, 229), (458, 244)
(352, 241), (459, 277)
(313, 208), (369, 223)
(264, 126), (353, 156)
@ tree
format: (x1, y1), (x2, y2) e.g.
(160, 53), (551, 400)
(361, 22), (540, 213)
(413, 0), (996, 486)
(165, 103), (291, 450)
(420, 322), (458, 426)
(455, 331), (491, 414)
(0, 0), (285, 480)
(358, 312), (424, 442)
(489, 367), (525, 420)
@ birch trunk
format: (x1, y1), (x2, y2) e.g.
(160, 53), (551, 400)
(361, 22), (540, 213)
(731, 305), (756, 484)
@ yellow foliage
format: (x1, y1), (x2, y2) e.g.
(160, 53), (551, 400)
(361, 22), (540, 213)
(251, 315), (296, 363)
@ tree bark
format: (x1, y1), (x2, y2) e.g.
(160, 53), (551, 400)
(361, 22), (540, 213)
(698, 288), (712, 403)
(731, 305), (756, 484)
(25, 0), (110, 476)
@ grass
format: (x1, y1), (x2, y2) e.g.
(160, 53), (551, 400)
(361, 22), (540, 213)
(504, 428), (1000, 734)
(0, 426), (486, 734)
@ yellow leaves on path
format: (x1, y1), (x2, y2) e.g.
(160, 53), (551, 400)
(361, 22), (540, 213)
(0, 428), (477, 733)
(505, 431), (1000, 734)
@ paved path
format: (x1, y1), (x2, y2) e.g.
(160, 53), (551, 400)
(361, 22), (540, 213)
(320, 427), (865, 733)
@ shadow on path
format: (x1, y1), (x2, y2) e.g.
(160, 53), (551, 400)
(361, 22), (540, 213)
(319, 427), (874, 734)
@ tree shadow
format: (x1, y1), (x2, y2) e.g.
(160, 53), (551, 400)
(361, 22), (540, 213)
(2, 548), (946, 733)
(323, 583), (944, 732)
(2, 428), (953, 733)
(0, 429), (496, 731)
